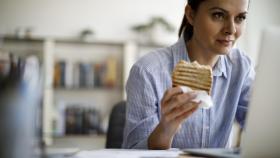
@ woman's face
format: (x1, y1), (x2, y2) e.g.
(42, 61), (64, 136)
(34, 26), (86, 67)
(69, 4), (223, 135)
(190, 0), (249, 55)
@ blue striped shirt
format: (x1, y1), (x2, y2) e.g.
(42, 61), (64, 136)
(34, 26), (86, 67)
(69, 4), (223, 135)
(122, 36), (255, 149)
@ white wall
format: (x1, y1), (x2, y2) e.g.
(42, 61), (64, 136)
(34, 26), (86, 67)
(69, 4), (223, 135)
(0, 0), (279, 63)
(0, 0), (186, 42)
(238, 0), (280, 64)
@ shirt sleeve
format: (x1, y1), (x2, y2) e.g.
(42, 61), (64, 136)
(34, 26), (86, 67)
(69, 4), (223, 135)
(122, 65), (160, 149)
(236, 65), (255, 129)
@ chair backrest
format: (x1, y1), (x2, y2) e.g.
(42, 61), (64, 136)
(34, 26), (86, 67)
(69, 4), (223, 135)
(105, 101), (126, 148)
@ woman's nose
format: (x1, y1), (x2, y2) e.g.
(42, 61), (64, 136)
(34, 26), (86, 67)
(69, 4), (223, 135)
(224, 19), (236, 35)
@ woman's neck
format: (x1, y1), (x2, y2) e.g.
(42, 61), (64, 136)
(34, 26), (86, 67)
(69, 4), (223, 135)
(186, 39), (219, 68)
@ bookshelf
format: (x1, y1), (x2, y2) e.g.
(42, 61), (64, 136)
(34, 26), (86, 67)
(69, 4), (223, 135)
(0, 36), (166, 147)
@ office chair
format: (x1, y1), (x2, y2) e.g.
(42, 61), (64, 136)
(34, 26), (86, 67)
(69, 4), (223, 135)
(105, 101), (126, 148)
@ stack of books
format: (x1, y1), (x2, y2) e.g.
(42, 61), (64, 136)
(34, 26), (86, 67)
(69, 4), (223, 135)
(54, 104), (104, 136)
(64, 105), (104, 135)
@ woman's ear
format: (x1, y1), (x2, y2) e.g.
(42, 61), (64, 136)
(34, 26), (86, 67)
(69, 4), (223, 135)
(185, 5), (194, 25)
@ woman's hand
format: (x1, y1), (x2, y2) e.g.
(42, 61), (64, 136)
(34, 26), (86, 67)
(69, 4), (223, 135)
(148, 87), (199, 149)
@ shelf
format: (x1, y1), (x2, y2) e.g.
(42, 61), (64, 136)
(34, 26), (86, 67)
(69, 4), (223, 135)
(50, 134), (106, 150)
(1, 36), (45, 43)
(55, 38), (124, 47)
(1, 36), (125, 46)
(53, 87), (124, 107)
(138, 42), (167, 48)
(53, 134), (106, 138)
(54, 87), (123, 92)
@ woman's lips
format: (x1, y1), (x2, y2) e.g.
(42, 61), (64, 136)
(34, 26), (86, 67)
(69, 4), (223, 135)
(216, 39), (233, 46)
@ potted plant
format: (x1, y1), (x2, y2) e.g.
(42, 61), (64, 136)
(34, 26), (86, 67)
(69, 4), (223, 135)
(131, 16), (175, 44)
(79, 28), (95, 41)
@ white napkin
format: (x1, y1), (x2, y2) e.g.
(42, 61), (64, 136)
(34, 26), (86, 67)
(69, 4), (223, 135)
(180, 86), (213, 109)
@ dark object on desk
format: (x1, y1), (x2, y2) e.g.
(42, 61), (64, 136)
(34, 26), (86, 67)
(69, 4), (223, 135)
(106, 101), (126, 148)
(0, 53), (43, 158)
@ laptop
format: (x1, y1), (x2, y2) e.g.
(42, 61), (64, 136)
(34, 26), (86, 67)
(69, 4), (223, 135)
(183, 26), (280, 157)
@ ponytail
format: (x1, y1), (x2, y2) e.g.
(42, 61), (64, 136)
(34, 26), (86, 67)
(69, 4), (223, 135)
(178, 0), (205, 41)
(178, 16), (187, 38)
(178, 14), (193, 41)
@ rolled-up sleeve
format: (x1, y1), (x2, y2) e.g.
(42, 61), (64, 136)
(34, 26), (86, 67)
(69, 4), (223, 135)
(122, 65), (159, 149)
(236, 65), (255, 129)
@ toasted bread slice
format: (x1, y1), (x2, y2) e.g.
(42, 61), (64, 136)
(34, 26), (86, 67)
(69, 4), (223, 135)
(172, 60), (212, 94)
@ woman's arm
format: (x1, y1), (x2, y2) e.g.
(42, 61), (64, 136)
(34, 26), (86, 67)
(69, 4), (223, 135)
(148, 87), (198, 149)
(236, 65), (255, 129)
(122, 65), (160, 149)
(122, 65), (199, 149)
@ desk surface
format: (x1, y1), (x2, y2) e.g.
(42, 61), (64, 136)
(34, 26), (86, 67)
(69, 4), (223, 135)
(74, 149), (203, 158)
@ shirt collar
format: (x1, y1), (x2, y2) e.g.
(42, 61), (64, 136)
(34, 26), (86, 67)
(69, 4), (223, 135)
(171, 35), (228, 79)
(213, 55), (228, 78)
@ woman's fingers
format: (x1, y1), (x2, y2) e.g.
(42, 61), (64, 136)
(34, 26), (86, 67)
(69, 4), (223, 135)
(161, 87), (183, 105)
(175, 104), (199, 123)
(163, 92), (197, 114)
(159, 87), (200, 135)
(165, 102), (199, 122)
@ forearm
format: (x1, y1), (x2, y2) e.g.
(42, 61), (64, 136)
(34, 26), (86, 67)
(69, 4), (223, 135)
(148, 123), (174, 150)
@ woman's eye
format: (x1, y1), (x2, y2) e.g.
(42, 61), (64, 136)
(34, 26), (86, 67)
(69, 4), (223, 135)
(212, 12), (225, 20)
(235, 15), (246, 24)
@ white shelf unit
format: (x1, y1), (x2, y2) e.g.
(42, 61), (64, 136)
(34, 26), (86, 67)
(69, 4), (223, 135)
(0, 36), (166, 147)
(51, 39), (126, 143)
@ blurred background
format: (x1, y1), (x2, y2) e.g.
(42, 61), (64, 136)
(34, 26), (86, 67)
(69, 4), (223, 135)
(0, 0), (279, 153)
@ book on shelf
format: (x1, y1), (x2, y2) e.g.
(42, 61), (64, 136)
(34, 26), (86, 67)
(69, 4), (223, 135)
(60, 104), (103, 135)
(53, 56), (118, 89)
(93, 62), (103, 87)
(104, 56), (117, 88)
(73, 62), (80, 88)
(60, 62), (66, 87)
(53, 61), (65, 88)
(79, 63), (94, 88)
(65, 61), (74, 88)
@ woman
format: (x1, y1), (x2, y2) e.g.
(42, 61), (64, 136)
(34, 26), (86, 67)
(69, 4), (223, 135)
(122, 0), (255, 149)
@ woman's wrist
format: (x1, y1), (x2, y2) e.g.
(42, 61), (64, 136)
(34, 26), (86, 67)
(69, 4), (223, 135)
(148, 122), (175, 149)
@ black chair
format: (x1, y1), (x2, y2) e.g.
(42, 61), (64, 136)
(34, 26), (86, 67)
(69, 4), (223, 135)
(105, 101), (126, 148)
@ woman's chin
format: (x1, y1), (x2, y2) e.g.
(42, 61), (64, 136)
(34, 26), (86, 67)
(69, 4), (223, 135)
(215, 46), (232, 55)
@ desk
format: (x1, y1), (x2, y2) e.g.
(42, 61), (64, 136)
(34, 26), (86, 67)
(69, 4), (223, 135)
(74, 149), (202, 158)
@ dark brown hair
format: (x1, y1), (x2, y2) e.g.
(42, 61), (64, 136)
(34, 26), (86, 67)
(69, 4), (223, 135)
(178, 0), (206, 40)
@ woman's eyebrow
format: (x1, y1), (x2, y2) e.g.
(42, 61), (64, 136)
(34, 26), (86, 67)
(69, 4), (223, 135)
(238, 12), (248, 16)
(209, 7), (248, 15)
(209, 7), (228, 13)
